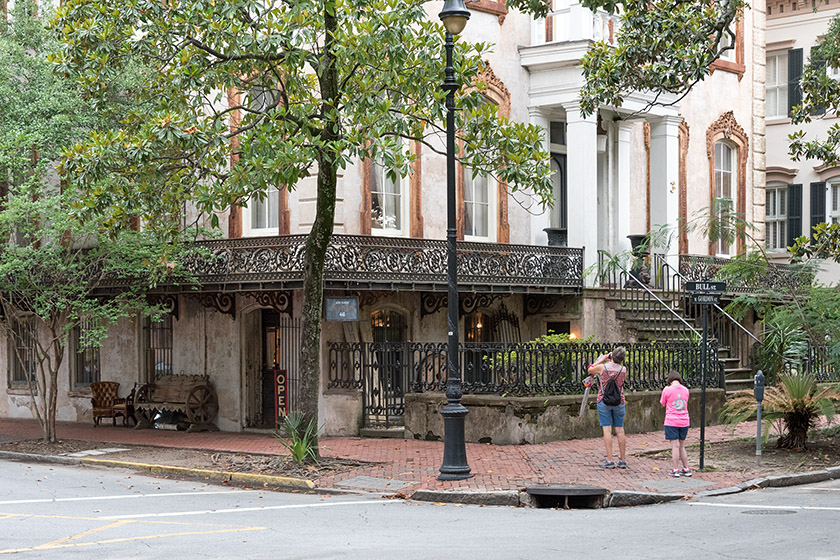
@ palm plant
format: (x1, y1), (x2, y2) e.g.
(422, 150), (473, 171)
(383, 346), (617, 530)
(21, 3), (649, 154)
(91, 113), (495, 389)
(721, 372), (840, 450)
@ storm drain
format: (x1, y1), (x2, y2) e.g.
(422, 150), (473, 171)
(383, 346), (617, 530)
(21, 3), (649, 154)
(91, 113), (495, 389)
(525, 485), (608, 509)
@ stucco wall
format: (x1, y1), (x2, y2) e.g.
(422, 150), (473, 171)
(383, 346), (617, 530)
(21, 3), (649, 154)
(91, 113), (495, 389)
(405, 388), (726, 445)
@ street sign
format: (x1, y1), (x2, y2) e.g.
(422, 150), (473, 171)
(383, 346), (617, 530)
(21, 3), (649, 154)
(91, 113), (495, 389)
(691, 293), (721, 305)
(685, 281), (727, 293)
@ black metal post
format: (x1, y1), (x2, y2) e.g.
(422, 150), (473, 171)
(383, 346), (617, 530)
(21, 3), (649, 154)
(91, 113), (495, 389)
(438, 32), (471, 481)
(699, 303), (708, 472)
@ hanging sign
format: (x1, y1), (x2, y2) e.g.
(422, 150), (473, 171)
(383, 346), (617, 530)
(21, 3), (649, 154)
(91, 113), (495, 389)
(325, 296), (359, 321)
(274, 368), (288, 428)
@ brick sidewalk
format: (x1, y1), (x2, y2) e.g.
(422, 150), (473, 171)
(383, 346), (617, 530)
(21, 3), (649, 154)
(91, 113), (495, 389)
(0, 418), (763, 495)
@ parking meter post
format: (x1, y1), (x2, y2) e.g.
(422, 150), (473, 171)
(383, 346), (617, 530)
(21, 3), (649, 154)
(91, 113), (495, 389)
(699, 304), (708, 472)
(754, 370), (765, 464)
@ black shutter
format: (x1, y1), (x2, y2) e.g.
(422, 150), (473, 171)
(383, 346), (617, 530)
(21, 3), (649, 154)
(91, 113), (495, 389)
(788, 48), (803, 117)
(810, 181), (827, 242)
(811, 46), (826, 115)
(787, 183), (802, 248)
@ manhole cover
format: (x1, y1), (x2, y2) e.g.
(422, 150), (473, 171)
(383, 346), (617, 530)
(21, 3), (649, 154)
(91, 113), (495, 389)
(741, 509), (797, 515)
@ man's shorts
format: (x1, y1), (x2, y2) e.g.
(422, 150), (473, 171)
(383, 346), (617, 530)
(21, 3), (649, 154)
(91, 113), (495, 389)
(665, 425), (689, 441)
(597, 401), (625, 428)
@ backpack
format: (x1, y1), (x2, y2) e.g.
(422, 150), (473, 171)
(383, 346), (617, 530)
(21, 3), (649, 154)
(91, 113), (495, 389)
(602, 369), (623, 406)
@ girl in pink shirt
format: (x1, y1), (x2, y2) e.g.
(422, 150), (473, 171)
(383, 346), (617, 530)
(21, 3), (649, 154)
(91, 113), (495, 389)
(660, 370), (691, 478)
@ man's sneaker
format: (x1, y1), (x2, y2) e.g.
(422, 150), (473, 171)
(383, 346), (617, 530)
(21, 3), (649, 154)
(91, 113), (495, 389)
(601, 460), (616, 469)
(617, 460), (627, 469)
(681, 468), (693, 477)
(669, 469), (681, 478)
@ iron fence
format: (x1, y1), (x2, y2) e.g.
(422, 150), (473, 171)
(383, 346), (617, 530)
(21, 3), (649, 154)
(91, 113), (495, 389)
(328, 340), (722, 398)
(752, 342), (840, 386)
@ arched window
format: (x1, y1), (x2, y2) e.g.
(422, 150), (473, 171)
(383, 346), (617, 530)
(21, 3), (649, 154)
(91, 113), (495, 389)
(706, 112), (748, 257)
(714, 140), (736, 256)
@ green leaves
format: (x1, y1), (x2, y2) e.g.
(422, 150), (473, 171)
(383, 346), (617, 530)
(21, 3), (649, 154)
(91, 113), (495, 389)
(53, 0), (556, 234)
(579, 0), (745, 117)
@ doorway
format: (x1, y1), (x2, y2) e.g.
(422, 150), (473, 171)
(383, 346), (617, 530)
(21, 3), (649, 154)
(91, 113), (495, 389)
(254, 310), (301, 429)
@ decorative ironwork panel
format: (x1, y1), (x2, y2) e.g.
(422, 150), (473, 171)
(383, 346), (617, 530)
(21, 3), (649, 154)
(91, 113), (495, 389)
(187, 293), (236, 317)
(678, 254), (805, 294)
(420, 293), (448, 317)
(173, 235), (584, 292)
(243, 290), (293, 316)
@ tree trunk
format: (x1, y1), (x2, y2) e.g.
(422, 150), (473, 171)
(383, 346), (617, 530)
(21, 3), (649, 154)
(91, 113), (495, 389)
(297, 0), (340, 450)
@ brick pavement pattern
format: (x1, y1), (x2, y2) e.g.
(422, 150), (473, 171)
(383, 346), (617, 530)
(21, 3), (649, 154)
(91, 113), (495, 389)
(0, 418), (762, 495)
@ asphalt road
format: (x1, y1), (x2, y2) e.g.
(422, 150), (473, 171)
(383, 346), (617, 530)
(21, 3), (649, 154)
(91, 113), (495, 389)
(1, 459), (839, 559)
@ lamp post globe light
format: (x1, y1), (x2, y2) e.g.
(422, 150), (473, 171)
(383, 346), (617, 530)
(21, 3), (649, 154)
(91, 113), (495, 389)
(438, 0), (472, 481)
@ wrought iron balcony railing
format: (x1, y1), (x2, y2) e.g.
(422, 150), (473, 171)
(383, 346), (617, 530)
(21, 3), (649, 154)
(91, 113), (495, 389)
(173, 234), (583, 293)
(677, 254), (808, 294)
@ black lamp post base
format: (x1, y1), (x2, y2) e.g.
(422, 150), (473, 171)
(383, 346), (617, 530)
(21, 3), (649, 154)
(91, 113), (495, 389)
(438, 402), (472, 481)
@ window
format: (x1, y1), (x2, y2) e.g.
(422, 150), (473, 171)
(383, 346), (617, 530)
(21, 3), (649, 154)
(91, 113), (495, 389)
(144, 315), (173, 382)
(242, 187), (279, 235)
(371, 163), (406, 234)
(767, 52), (789, 118)
(714, 141), (736, 256)
(9, 316), (36, 387)
(830, 181), (840, 225)
(719, 23), (736, 62)
(765, 184), (788, 250)
(71, 319), (101, 388)
(463, 168), (494, 240)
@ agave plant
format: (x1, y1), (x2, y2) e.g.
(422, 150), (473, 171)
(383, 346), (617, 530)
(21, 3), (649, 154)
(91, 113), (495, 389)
(721, 372), (840, 450)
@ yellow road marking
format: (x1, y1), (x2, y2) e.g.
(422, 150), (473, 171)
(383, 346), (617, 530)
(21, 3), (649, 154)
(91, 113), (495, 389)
(0, 512), (266, 554)
(35, 521), (131, 549)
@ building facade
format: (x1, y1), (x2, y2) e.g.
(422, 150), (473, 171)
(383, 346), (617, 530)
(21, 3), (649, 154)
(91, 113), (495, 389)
(1, 0), (767, 436)
(765, 0), (840, 282)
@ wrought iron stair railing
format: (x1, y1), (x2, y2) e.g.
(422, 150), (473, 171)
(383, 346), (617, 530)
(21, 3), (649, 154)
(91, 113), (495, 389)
(596, 251), (700, 342)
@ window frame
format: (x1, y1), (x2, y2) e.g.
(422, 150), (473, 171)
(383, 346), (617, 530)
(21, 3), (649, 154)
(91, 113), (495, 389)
(370, 161), (409, 237)
(144, 314), (173, 383)
(829, 179), (840, 225)
(765, 183), (788, 251)
(766, 51), (789, 118)
(713, 140), (737, 257)
(241, 186), (280, 237)
(8, 315), (36, 388)
(70, 318), (101, 389)
(462, 167), (497, 242)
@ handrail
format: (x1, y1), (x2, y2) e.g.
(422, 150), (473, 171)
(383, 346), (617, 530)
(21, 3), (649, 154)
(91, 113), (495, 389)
(598, 250), (701, 338)
(655, 255), (761, 346)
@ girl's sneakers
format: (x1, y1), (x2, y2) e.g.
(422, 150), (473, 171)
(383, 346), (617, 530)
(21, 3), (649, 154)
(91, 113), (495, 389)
(601, 460), (616, 469)
(669, 469), (681, 478)
(681, 468), (693, 477)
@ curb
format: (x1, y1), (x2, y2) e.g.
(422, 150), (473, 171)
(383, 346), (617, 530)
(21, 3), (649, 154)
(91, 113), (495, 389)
(80, 458), (316, 491)
(0, 450), (82, 466)
(605, 491), (686, 508)
(410, 489), (522, 507)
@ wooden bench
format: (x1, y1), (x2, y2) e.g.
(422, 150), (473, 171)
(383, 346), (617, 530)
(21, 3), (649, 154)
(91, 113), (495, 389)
(135, 374), (219, 432)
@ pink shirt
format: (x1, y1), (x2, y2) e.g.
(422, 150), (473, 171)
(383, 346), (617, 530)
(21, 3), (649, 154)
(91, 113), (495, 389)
(660, 383), (690, 427)
(595, 362), (626, 405)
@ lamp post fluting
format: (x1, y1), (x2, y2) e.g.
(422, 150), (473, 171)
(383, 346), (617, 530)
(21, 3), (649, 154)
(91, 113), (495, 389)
(438, 0), (471, 481)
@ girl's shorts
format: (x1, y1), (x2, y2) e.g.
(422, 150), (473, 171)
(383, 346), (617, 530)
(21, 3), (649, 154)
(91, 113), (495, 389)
(665, 425), (689, 441)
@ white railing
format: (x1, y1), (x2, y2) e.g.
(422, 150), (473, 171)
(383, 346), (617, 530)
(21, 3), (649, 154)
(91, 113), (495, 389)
(531, 0), (621, 47)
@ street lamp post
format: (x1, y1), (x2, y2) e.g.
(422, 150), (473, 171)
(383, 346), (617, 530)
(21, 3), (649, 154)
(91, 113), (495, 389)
(438, 0), (472, 481)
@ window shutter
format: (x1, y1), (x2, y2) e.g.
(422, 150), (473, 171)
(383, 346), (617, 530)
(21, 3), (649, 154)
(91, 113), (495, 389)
(810, 181), (827, 242)
(787, 183), (802, 248)
(811, 46), (826, 115)
(788, 48), (803, 117)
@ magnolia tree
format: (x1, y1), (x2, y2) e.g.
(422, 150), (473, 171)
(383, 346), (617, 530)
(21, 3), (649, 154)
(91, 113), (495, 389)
(0, 1), (172, 442)
(53, 0), (741, 444)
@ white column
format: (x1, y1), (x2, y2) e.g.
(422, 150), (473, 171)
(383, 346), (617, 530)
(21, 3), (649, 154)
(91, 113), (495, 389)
(649, 115), (682, 268)
(529, 106), (551, 247)
(615, 121), (633, 256)
(565, 103), (599, 282)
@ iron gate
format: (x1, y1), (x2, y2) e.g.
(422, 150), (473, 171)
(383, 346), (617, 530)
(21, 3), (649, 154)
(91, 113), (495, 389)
(261, 312), (302, 426)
